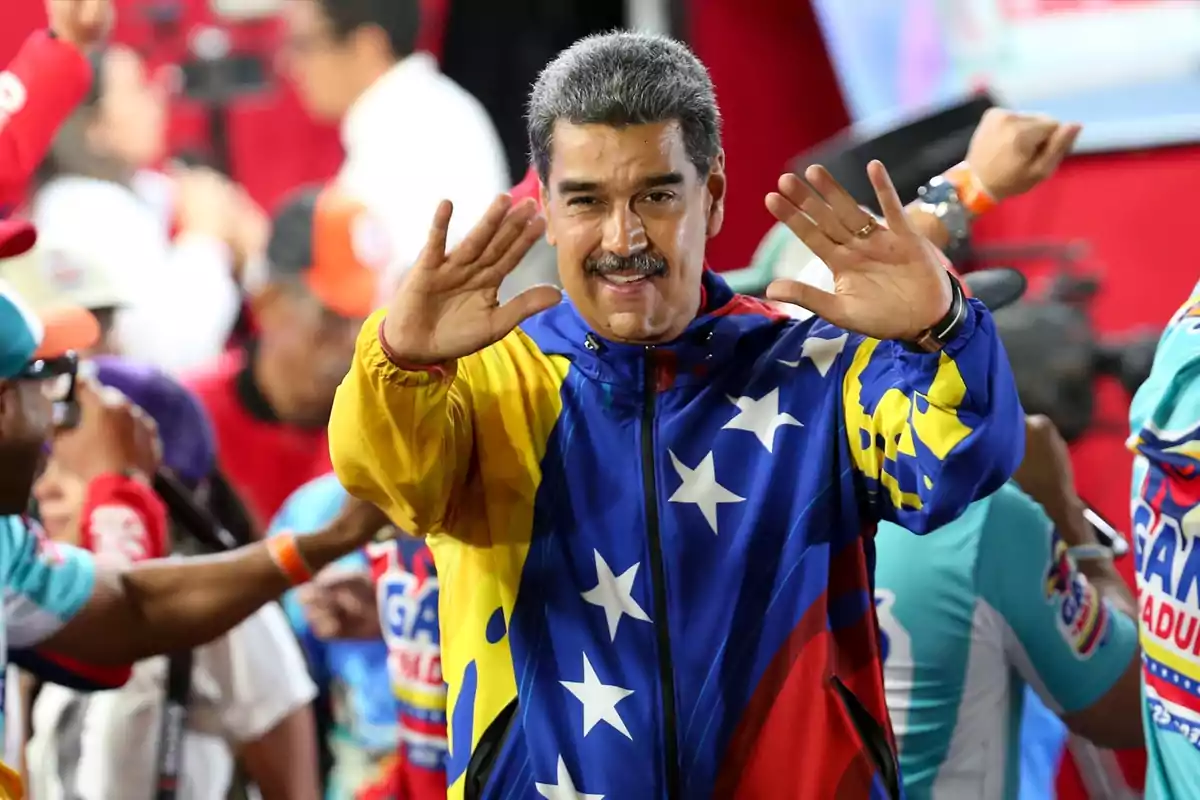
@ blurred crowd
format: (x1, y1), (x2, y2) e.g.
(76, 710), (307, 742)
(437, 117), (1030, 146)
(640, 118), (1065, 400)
(0, 1), (1194, 800)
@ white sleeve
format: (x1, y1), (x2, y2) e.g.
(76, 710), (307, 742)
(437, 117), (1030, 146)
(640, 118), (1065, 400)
(33, 179), (241, 374)
(195, 603), (318, 744)
(341, 108), (511, 293)
(114, 231), (241, 375)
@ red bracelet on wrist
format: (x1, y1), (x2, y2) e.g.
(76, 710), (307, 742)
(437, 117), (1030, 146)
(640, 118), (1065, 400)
(377, 318), (452, 378)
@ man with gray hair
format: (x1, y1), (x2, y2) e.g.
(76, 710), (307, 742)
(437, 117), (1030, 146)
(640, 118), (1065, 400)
(331, 31), (1026, 799)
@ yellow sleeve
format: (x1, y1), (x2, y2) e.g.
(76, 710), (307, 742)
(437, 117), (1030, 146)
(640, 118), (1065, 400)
(838, 300), (1025, 532)
(329, 310), (474, 533)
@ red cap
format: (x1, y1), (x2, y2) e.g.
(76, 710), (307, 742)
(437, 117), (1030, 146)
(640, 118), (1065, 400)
(0, 220), (36, 259)
(511, 166), (542, 210)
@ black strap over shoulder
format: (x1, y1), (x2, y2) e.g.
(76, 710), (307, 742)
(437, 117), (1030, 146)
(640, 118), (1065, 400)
(154, 650), (194, 800)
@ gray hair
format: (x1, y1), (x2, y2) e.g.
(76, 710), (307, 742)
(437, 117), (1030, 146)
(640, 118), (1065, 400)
(527, 31), (722, 184)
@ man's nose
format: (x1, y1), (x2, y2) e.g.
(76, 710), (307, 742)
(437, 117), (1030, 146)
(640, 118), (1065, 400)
(601, 206), (647, 258)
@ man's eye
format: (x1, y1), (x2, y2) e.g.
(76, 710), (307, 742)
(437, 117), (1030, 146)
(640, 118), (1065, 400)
(566, 196), (597, 207)
(643, 191), (674, 203)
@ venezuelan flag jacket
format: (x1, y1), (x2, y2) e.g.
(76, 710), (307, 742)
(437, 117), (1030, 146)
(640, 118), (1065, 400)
(330, 271), (1025, 800)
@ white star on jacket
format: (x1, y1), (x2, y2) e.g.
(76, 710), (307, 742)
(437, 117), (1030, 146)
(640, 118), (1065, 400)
(536, 755), (605, 800)
(779, 331), (849, 377)
(561, 652), (635, 739)
(722, 388), (802, 452)
(581, 550), (652, 641)
(668, 450), (745, 535)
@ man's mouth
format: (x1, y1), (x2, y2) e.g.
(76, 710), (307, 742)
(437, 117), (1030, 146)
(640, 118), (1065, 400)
(601, 273), (653, 285)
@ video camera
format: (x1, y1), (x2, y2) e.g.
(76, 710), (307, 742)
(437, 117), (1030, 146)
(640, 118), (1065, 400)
(983, 252), (1159, 442)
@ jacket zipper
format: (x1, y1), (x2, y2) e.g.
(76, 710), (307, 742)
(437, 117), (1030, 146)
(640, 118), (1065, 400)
(642, 347), (681, 800)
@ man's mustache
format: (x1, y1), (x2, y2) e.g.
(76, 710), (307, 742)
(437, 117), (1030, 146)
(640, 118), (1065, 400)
(584, 250), (667, 278)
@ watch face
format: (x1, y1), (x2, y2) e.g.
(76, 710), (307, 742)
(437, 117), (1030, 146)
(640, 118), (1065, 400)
(208, 0), (283, 20)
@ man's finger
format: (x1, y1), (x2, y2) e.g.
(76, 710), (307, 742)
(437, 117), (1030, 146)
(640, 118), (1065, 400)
(476, 199), (538, 267)
(765, 192), (839, 263)
(1031, 123), (1081, 176)
(765, 279), (843, 323)
(866, 161), (912, 236)
(72, 377), (110, 411)
(777, 173), (854, 245)
(491, 285), (563, 336)
(482, 214), (547, 281)
(450, 194), (514, 266)
(419, 200), (454, 267)
(803, 166), (876, 240)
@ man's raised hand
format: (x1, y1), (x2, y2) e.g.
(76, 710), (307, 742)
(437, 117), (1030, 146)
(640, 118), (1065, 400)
(764, 161), (953, 341)
(382, 195), (561, 366)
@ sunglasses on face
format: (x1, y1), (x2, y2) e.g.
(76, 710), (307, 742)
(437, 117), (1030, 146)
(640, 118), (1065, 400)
(18, 353), (80, 429)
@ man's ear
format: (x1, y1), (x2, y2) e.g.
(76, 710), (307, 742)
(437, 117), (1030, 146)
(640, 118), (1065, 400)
(539, 182), (557, 246)
(705, 150), (727, 239)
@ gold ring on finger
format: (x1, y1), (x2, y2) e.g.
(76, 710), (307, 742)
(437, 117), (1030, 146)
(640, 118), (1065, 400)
(854, 218), (879, 239)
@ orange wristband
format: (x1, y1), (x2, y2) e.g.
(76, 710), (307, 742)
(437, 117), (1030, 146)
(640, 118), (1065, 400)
(944, 161), (998, 217)
(267, 533), (314, 587)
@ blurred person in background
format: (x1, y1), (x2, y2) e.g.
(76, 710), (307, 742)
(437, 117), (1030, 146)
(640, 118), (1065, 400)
(0, 227), (130, 358)
(875, 414), (1142, 799)
(269, 475), (403, 800)
(29, 43), (260, 374)
(281, 0), (509, 290)
(26, 357), (321, 800)
(188, 184), (390, 531)
(0, 0), (111, 210)
(1127, 281), (1200, 799)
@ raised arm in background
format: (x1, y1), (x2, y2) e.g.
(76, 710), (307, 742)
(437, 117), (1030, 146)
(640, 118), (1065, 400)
(0, 1), (110, 207)
(906, 109), (1080, 251)
(7, 379), (391, 668)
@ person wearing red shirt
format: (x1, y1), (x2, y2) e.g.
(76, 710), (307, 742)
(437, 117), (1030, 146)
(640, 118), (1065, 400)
(0, 1), (112, 211)
(188, 184), (391, 531)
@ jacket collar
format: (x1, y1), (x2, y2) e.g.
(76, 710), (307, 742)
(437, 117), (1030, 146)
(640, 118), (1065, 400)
(524, 271), (790, 392)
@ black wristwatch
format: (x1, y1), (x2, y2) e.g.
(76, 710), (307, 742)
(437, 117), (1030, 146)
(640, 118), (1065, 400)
(906, 272), (968, 353)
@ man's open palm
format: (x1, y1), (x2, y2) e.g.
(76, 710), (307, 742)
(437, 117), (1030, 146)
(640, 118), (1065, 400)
(382, 195), (561, 365)
(765, 161), (953, 341)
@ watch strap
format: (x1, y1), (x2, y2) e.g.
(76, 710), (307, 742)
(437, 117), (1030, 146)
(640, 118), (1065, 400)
(906, 272), (967, 354)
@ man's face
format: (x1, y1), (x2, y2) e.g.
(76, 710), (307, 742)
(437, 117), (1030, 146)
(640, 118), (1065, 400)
(281, 0), (362, 121)
(256, 285), (362, 423)
(543, 120), (725, 344)
(32, 454), (85, 545)
(0, 380), (52, 515)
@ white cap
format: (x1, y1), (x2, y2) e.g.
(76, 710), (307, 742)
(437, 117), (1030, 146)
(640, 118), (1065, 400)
(0, 233), (130, 312)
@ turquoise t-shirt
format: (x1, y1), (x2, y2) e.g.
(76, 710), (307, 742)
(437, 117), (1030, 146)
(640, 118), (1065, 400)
(874, 482), (1138, 800)
(1129, 280), (1200, 799)
(0, 516), (96, 782)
